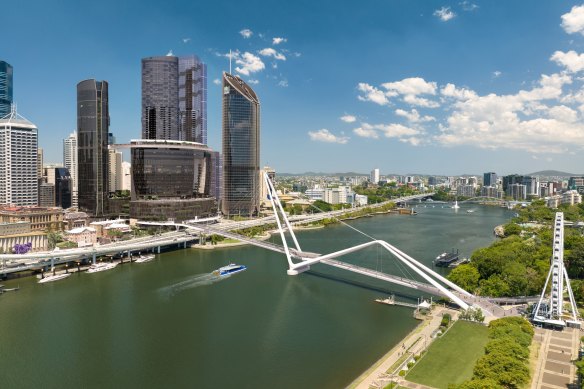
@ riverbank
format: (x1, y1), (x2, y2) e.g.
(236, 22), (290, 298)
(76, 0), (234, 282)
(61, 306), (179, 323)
(193, 232), (272, 250)
(348, 306), (459, 389)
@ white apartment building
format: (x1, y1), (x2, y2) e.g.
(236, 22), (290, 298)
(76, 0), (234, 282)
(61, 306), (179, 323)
(0, 108), (38, 206)
(63, 132), (78, 206)
(370, 168), (380, 184)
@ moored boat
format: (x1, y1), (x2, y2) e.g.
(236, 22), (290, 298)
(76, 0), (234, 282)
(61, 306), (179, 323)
(38, 273), (71, 283)
(134, 254), (156, 263)
(87, 262), (118, 273)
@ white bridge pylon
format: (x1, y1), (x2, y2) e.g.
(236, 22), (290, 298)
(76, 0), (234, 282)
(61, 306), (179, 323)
(264, 173), (472, 310)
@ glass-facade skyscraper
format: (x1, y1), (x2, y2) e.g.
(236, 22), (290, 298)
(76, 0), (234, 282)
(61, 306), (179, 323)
(77, 79), (109, 216)
(179, 55), (207, 144)
(142, 55), (208, 143)
(0, 61), (13, 118)
(141, 56), (179, 140)
(221, 72), (260, 217)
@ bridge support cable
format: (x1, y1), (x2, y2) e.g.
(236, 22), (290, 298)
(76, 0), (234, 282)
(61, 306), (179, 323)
(264, 173), (302, 252)
(264, 174), (297, 272)
(266, 181), (471, 309)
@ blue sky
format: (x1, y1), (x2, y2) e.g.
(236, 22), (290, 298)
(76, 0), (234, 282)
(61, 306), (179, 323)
(4, 0), (584, 175)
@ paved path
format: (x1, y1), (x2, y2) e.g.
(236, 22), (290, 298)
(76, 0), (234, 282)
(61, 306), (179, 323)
(531, 327), (580, 389)
(350, 307), (457, 389)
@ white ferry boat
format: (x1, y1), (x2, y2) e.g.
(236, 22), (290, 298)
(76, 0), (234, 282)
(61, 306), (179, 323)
(214, 263), (247, 277)
(87, 262), (118, 274)
(134, 254), (156, 263)
(38, 273), (71, 284)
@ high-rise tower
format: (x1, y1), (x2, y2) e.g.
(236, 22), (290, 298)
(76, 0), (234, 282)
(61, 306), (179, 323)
(141, 56), (179, 140)
(221, 72), (260, 217)
(0, 106), (38, 206)
(77, 79), (109, 216)
(63, 132), (78, 207)
(179, 56), (207, 144)
(0, 61), (13, 118)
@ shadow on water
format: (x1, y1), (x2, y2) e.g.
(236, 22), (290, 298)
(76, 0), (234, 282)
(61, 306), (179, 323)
(157, 272), (229, 298)
(304, 270), (424, 302)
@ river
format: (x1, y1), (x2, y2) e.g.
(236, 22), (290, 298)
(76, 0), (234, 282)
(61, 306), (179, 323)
(0, 204), (512, 388)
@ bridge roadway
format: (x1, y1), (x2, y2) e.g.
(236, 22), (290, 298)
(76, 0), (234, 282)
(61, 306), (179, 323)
(0, 231), (194, 275)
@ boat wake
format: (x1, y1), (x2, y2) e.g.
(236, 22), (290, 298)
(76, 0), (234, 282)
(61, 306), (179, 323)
(157, 272), (228, 298)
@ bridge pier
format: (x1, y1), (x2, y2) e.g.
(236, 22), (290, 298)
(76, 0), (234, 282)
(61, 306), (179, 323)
(287, 265), (310, 276)
(92, 253), (96, 264)
(157, 246), (160, 254)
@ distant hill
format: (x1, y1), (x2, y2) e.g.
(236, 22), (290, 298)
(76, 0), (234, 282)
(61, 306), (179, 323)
(527, 170), (578, 177)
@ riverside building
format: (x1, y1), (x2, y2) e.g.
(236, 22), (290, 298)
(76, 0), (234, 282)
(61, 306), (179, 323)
(63, 132), (78, 207)
(0, 107), (38, 206)
(77, 79), (109, 217)
(221, 72), (260, 217)
(0, 61), (13, 117)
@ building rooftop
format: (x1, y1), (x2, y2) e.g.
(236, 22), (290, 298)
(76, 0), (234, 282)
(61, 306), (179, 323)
(223, 72), (259, 104)
(0, 106), (37, 129)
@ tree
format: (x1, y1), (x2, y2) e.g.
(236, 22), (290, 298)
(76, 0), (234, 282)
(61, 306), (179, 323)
(447, 264), (480, 292)
(484, 337), (529, 361)
(503, 222), (521, 237)
(478, 274), (510, 297)
(47, 232), (62, 250)
(452, 378), (503, 389)
(473, 353), (529, 388)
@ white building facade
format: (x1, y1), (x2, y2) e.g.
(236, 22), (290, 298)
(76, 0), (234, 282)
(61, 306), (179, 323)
(0, 108), (38, 206)
(63, 132), (78, 207)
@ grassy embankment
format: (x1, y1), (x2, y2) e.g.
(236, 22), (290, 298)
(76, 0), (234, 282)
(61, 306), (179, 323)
(406, 321), (489, 389)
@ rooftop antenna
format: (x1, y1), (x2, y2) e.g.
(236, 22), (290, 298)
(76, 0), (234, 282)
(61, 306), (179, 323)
(229, 49), (232, 74)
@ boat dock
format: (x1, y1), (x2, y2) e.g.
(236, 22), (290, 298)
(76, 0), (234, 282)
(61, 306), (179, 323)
(374, 295), (418, 309)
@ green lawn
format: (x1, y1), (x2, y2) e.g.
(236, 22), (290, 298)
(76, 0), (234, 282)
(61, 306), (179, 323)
(406, 320), (489, 389)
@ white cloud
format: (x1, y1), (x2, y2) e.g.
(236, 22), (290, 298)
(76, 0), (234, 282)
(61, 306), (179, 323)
(403, 95), (440, 108)
(459, 1), (478, 11)
(353, 126), (379, 139)
(357, 83), (389, 106)
(273, 37), (287, 45)
(340, 115), (357, 123)
(213, 78), (221, 85)
(440, 83), (477, 100)
(182, 38), (191, 43)
(493, 70), (502, 78)
(278, 80), (288, 87)
(401, 137), (422, 146)
(434, 7), (456, 22)
(258, 48), (286, 61)
(548, 105), (578, 122)
(234, 52), (265, 76)
(382, 77), (437, 96)
(240, 29), (253, 38)
(395, 109), (435, 123)
(380, 77), (440, 107)
(561, 5), (584, 35)
(308, 129), (349, 144)
(551, 50), (584, 73)
(247, 79), (259, 85)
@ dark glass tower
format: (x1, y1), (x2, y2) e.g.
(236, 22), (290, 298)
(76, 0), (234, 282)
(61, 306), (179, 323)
(179, 56), (207, 144)
(77, 79), (109, 216)
(0, 61), (13, 117)
(55, 167), (72, 209)
(142, 56), (179, 140)
(221, 73), (260, 217)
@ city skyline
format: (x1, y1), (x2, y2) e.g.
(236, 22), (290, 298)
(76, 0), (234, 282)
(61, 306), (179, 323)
(4, 1), (584, 175)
